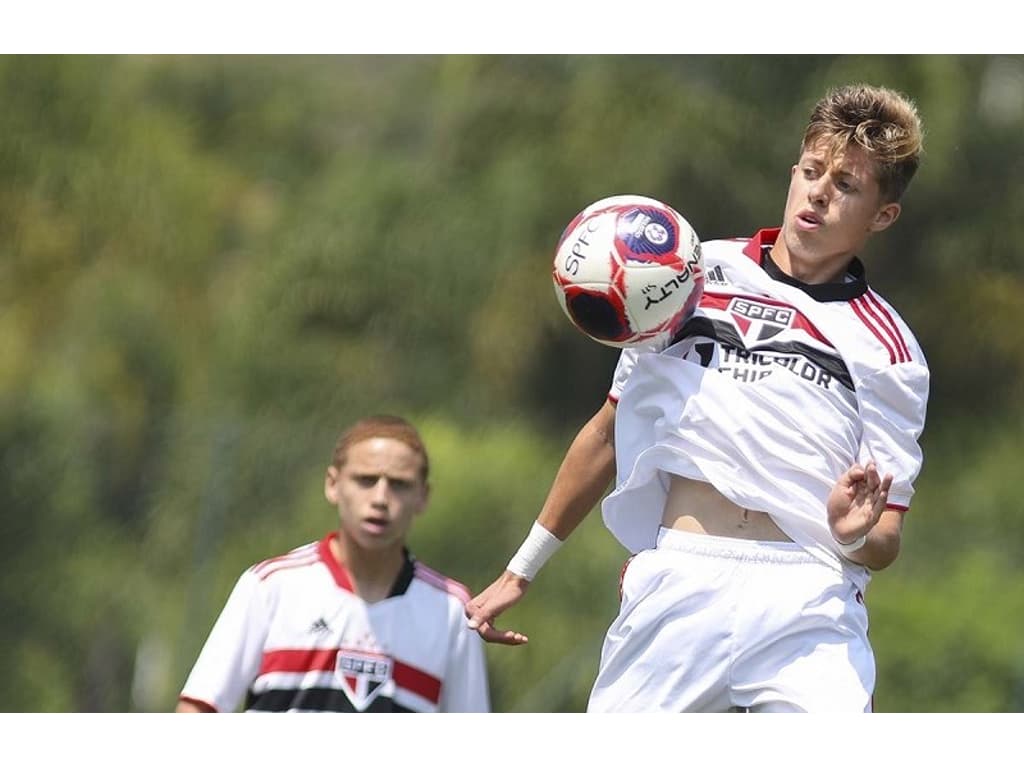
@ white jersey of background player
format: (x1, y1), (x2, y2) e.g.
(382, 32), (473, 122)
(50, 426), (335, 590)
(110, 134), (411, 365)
(465, 84), (930, 713)
(178, 415), (489, 713)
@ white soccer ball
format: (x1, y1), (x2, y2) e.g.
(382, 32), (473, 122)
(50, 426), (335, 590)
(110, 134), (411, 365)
(552, 195), (704, 348)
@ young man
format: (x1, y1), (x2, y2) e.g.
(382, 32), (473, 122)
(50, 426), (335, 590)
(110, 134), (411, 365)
(466, 84), (929, 712)
(178, 415), (490, 712)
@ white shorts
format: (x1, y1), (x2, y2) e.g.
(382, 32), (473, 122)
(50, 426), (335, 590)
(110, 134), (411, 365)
(587, 527), (874, 712)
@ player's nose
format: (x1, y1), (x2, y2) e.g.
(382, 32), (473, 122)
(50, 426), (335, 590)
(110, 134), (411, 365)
(807, 176), (830, 206)
(369, 477), (391, 505)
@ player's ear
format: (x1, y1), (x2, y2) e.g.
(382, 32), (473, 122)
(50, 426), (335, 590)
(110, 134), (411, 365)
(324, 465), (340, 504)
(870, 201), (901, 232)
(416, 481), (431, 516)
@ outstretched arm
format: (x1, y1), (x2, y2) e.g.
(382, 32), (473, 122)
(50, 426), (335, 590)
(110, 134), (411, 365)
(465, 399), (617, 645)
(827, 459), (904, 571)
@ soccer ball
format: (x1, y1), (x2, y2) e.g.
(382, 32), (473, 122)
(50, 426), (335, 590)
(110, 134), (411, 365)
(552, 195), (704, 348)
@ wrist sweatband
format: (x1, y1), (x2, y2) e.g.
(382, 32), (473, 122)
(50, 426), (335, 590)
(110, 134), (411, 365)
(834, 533), (867, 557)
(507, 522), (564, 581)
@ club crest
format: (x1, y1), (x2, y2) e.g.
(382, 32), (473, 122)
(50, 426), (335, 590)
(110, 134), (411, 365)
(336, 649), (393, 710)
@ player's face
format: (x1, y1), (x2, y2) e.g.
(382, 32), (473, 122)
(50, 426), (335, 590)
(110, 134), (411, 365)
(778, 140), (901, 280)
(325, 437), (428, 552)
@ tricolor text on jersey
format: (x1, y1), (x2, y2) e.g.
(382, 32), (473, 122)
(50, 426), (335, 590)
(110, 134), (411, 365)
(719, 346), (834, 388)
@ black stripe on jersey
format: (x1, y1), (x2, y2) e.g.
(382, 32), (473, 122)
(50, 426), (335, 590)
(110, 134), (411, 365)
(389, 549), (415, 597)
(246, 687), (415, 712)
(760, 247), (868, 302)
(673, 317), (854, 391)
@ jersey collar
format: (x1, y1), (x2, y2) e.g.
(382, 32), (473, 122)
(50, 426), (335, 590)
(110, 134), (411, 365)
(319, 532), (416, 598)
(742, 227), (868, 302)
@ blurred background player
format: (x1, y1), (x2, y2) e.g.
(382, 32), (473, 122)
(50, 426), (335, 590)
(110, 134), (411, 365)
(466, 83), (929, 712)
(177, 415), (490, 712)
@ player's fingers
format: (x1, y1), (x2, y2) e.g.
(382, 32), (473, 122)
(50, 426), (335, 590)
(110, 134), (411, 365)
(465, 601), (493, 629)
(864, 461), (883, 491)
(875, 480), (892, 513)
(843, 463), (866, 486)
(473, 620), (529, 646)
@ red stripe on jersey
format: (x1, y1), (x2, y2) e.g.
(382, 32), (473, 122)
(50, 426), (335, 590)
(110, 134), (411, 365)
(886, 503), (909, 512)
(863, 292), (911, 362)
(317, 534), (356, 592)
(252, 542), (319, 579)
(855, 295), (907, 363)
(255, 555), (320, 582)
(260, 648), (337, 674)
(700, 291), (734, 311)
(413, 562), (471, 603)
(393, 660), (442, 704)
(850, 298), (897, 364)
(740, 228), (780, 262)
(258, 649), (441, 704)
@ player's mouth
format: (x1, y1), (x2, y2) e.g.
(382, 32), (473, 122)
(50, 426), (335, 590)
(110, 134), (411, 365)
(361, 517), (390, 536)
(795, 210), (823, 230)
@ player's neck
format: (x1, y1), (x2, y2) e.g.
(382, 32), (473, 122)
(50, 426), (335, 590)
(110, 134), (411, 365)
(330, 533), (406, 604)
(769, 237), (851, 285)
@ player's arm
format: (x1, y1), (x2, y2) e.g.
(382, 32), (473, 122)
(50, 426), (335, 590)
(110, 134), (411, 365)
(537, 397), (618, 539)
(176, 698), (216, 713)
(465, 398), (617, 645)
(175, 569), (267, 712)
(826, 460), (903, 571)
(832, 351), (928, 571)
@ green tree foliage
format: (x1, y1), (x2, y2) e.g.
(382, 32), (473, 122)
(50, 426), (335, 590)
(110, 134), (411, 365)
(1, 54), (1022, 712)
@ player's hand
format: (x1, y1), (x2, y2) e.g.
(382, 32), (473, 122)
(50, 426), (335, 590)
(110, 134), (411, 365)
(465, 570), (531, 646)
(827, 459), (892, 544)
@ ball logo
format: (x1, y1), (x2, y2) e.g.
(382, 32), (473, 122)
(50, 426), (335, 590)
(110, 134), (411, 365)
(617, 207), (677, 259)
(644, 221), (669, 245)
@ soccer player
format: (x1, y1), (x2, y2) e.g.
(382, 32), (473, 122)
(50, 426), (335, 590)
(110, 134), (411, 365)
(465, 84), (929, 712)
(177, 415), (490, 712)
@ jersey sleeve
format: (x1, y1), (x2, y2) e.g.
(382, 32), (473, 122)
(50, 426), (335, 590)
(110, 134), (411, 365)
(178, 568), (269, 712)
(439, 605), (491, 713)
(608, 337), (670, 402)
(855, 359), (929, 511)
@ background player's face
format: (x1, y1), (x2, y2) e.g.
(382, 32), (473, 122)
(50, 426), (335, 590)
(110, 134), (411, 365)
(325, 437), (429, 551)
(780, 140), (901, 271)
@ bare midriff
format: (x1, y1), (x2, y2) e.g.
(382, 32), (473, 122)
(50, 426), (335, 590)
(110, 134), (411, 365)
(662, 474), (793, 542)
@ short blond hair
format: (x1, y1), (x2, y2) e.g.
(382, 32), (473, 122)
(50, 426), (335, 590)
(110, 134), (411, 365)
(802, 84), (924, 202)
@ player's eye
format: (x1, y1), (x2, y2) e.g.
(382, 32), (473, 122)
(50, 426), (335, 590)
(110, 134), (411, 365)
(353, 475), (379, 488)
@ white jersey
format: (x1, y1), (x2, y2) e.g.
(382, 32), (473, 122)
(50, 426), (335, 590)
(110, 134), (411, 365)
(178, 533), (490, 712)
(604, 229), (929, 588)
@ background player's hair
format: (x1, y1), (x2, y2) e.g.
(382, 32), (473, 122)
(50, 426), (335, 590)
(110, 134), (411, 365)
(801, 83), (924, 202)
(331, 415), (430, 482)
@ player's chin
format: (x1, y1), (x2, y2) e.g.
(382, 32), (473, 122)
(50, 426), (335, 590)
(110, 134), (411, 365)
(352, 528), (400, 550)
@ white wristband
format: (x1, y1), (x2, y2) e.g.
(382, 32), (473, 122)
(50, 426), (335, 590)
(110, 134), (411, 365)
(834, 533), (867, 557)
(507, 522), (564, 581)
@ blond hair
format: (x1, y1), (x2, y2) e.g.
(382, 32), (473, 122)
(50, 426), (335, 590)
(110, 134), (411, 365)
(802, 84), (923, 202)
